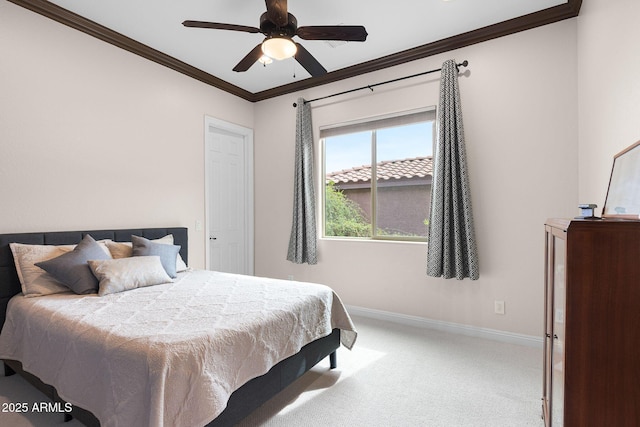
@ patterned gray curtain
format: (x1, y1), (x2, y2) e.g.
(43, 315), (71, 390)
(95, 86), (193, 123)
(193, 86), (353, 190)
(426, 60), (479, 280)
(287, 97), (318, 264)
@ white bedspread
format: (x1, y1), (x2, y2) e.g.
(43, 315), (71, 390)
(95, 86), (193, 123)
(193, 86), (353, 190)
(0, 270), (357, 427)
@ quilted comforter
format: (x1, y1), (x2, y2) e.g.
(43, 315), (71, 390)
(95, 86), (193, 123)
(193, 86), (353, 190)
(0, 269), (357, 427)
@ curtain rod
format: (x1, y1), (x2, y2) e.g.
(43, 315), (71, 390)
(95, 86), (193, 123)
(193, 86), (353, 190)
(292, 60), (468, 108)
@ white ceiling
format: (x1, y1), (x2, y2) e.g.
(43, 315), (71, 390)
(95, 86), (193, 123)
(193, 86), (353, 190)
(46, 0), (568, 95)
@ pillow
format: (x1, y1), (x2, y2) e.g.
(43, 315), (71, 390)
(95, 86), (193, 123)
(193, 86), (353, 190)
(106, 234), (188, 272)
(10, 243), (74, 297)
(131, 235), (181, 278)
(104, 240), (134, 259)
(35, 234), (111, 295)
(88, 256), (172, 296)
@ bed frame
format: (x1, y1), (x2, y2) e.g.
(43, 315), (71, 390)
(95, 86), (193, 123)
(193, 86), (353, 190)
(0, 227), (339, 427)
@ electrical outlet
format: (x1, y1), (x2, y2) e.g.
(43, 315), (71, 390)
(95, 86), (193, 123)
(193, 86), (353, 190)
(494, 300), (505, 315)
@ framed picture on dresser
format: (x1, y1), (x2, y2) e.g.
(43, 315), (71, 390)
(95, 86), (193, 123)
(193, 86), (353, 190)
(602, 139), (640, 219)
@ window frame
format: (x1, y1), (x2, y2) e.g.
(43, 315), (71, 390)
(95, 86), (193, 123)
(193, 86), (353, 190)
(320, 107), (436, 243)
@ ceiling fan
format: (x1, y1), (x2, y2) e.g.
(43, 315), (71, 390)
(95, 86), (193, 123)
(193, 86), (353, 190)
(182, 0), (368, 77)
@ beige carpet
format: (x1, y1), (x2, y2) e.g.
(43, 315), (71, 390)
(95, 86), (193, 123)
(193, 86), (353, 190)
(0, 315), (544, 426)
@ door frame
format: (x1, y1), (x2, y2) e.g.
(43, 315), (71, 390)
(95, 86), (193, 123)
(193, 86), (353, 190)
(204, 115), (254, 274)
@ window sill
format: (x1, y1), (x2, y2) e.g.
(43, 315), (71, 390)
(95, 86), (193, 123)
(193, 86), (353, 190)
(320, 236), (427, 245)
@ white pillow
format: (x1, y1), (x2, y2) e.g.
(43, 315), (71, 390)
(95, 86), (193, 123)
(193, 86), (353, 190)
(105, 234), (188, 272)
(88, 256), (172, 296)
(10, 243), (74, 297)
(10, 241), (112, 297)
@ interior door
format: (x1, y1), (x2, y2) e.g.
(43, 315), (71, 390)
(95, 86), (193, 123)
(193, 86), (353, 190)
(205, 117), (254, 275)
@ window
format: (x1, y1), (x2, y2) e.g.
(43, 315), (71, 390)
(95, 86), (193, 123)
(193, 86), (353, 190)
(321, 108), (436, 241)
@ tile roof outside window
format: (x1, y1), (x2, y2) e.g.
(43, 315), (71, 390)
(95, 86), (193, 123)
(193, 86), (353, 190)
(326, 156), (433, 184)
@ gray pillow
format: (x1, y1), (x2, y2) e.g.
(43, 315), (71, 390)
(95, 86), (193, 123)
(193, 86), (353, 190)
(131, 235), (180, 278)
(35, 234), (111, 294)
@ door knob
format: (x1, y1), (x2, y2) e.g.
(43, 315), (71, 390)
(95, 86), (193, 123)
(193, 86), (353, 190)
(209, 237), (217, 240)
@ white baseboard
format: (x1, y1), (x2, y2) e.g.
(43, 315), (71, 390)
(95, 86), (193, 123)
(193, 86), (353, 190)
(346, 305), (543, 348)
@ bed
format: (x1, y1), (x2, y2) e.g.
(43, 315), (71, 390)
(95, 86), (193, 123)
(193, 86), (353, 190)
(0, 227), (356, 427)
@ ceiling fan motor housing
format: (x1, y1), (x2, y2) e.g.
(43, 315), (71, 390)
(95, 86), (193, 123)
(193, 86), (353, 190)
(260, 12), (297, 37)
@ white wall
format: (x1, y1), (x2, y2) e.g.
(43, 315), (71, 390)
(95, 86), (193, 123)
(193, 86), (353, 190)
(0, 1), (254, 268)
(1, 0), (585, 337)
(577, 0), (640, 206)
(254, 20), (578, 337)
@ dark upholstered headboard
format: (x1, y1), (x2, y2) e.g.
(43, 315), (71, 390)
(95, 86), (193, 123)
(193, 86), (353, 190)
(0, 227), (188, 330)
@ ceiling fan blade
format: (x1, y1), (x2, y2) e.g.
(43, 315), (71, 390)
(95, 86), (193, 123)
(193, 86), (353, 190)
(265, 0), (288, 27)
(182, 20), (261, 34)
(296, 26), (368, 42)
(294, 43), (327, 77)
(232, 44), (265, 72)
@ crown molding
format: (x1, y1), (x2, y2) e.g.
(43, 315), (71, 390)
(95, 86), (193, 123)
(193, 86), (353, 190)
(7, 0), (254, 101)
(254, 1), (582, 101)
(9, 0), (581, 103)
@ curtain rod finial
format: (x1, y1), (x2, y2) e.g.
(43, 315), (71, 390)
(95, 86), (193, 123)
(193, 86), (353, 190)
(455, 60), (469, 72)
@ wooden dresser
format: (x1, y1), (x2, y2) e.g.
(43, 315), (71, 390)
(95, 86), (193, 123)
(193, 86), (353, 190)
(542, 218), (640, 426)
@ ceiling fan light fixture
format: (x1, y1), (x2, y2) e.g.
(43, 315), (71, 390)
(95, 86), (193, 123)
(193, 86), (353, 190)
(261, 37), (297, 60)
